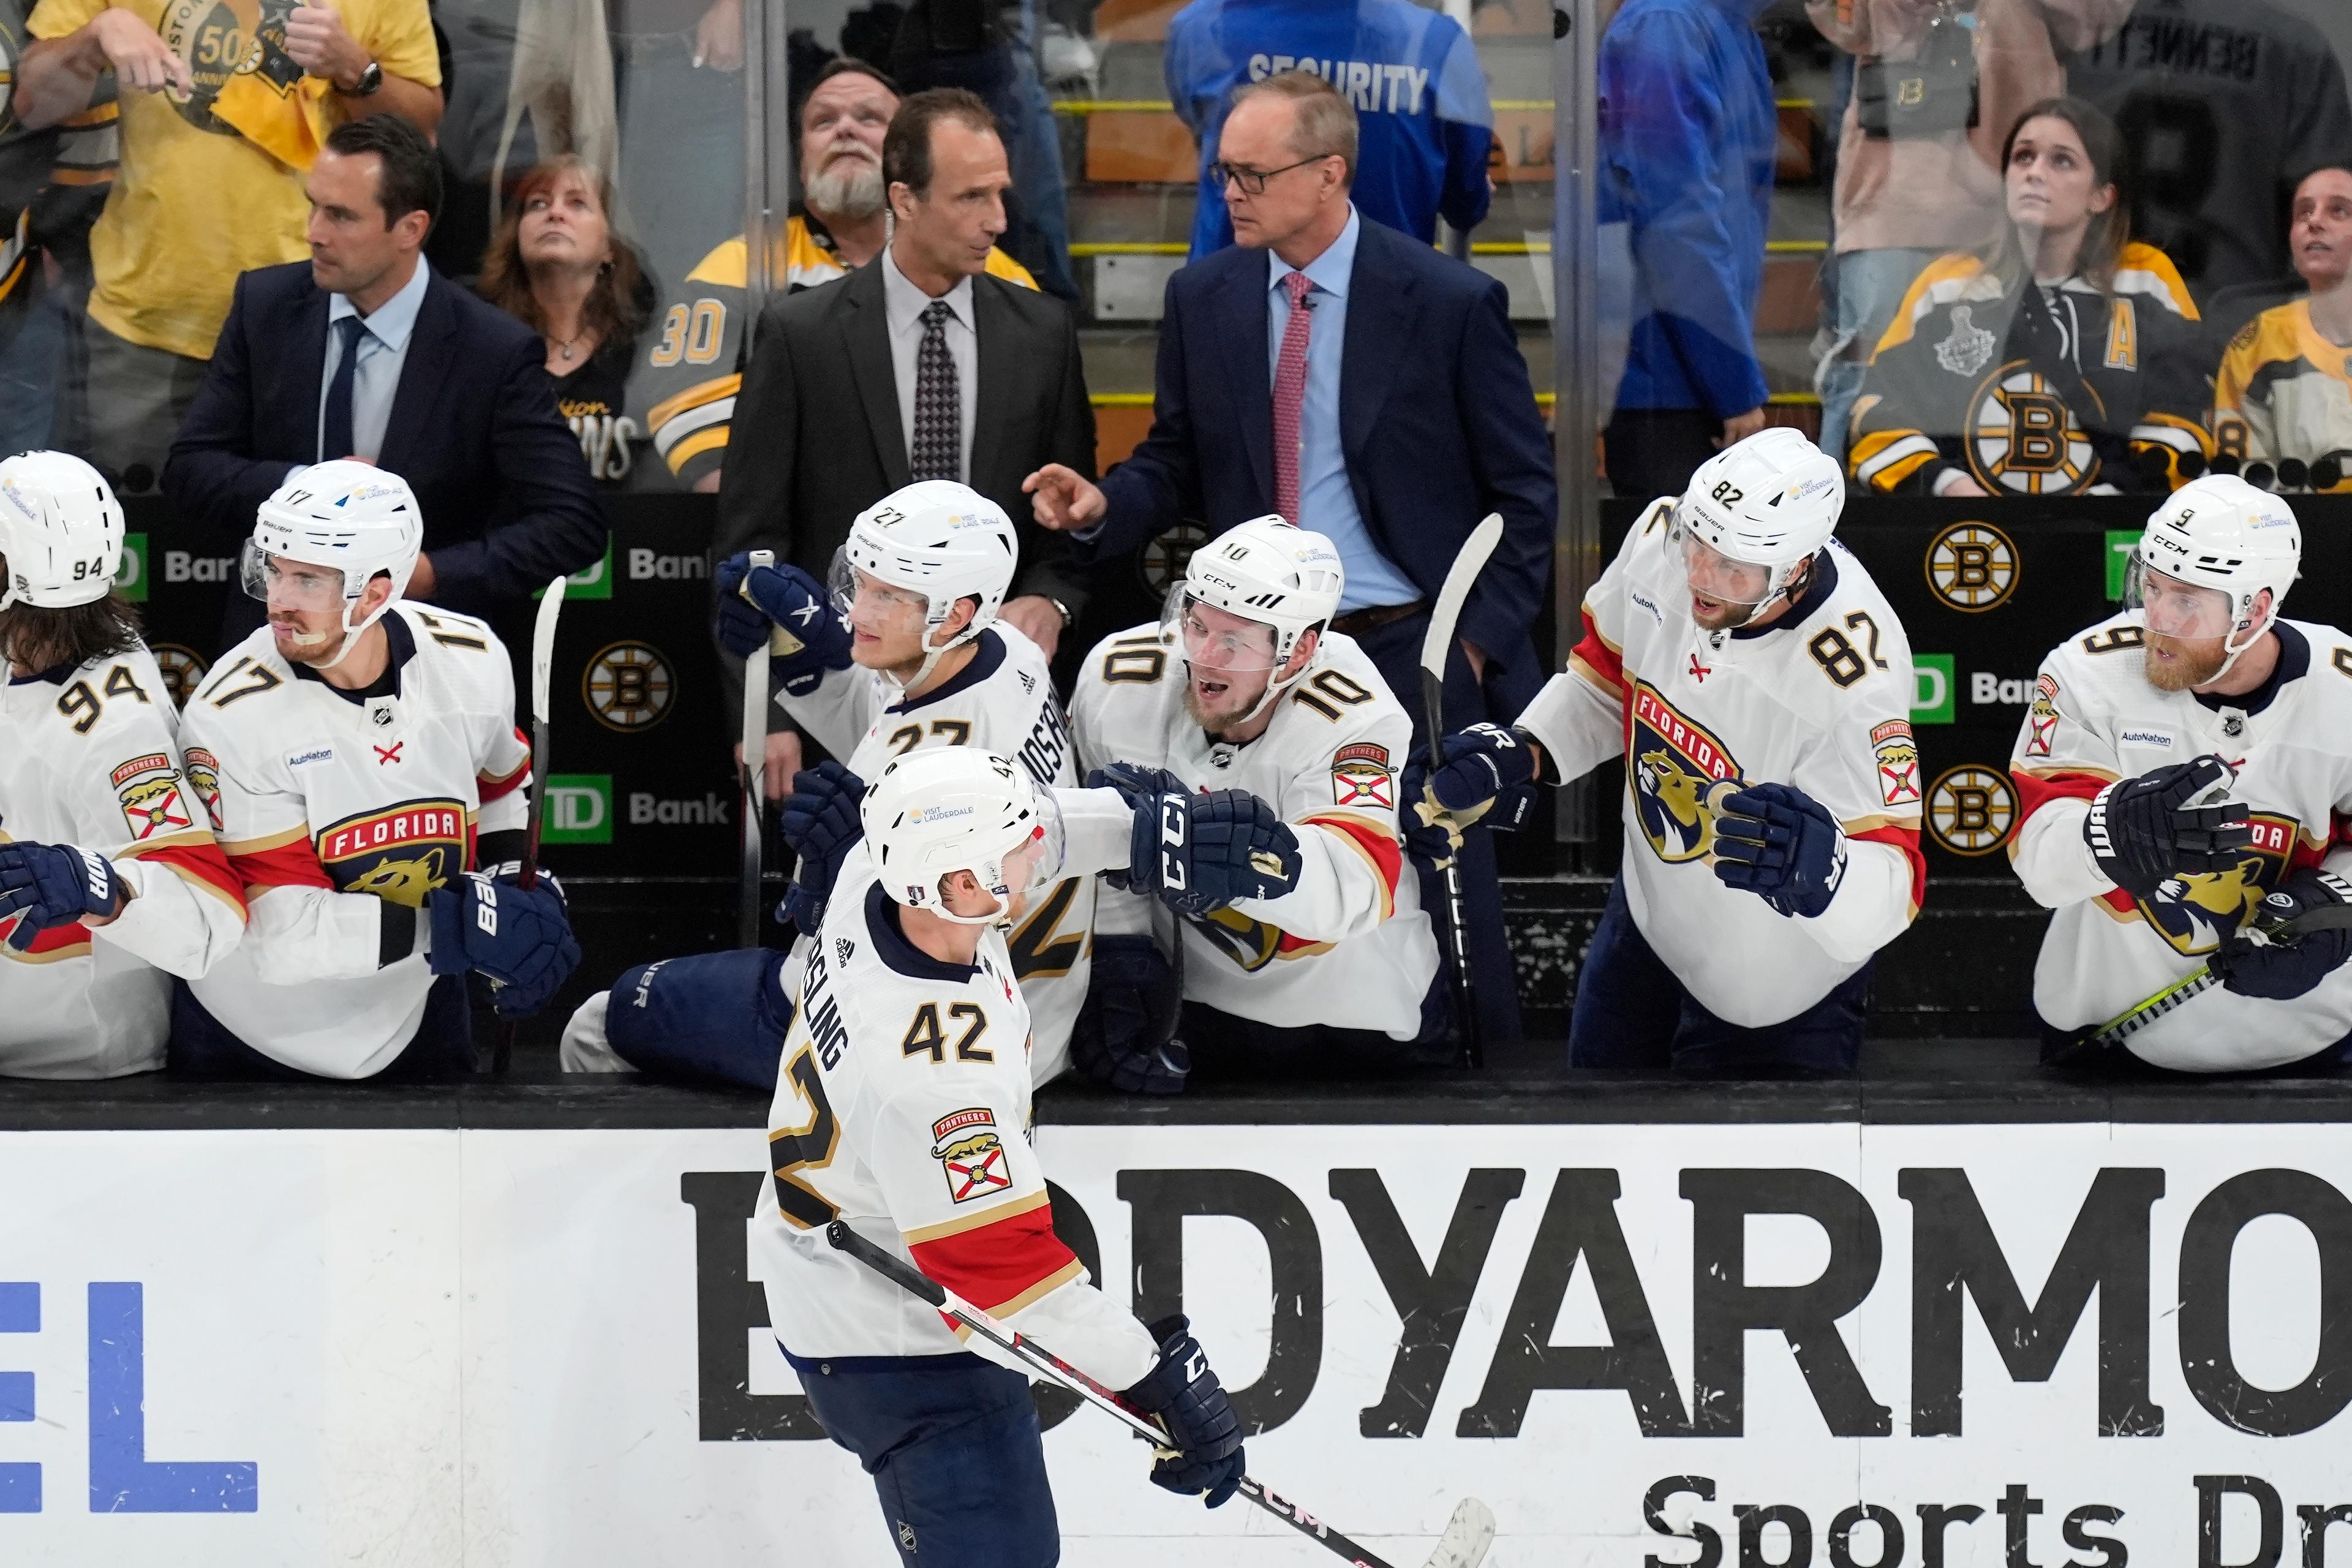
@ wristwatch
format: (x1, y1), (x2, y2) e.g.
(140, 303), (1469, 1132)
(341, 59), (383, 96)
(1047, 597), (1074, 630)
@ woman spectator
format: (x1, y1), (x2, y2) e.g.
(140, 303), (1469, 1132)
(1848, 98), (2212, 498)
(478, 157), (654, 485)
(2211, 167), (2352, 495)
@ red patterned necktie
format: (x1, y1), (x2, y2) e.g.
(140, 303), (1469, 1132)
(1272, 270), (1314, 524)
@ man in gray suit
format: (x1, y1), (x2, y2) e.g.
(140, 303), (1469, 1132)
(715, 88), (1096, 794)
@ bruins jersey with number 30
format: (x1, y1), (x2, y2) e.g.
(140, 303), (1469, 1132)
(747, 864), (1158, 1390)
(1515, 505), (1926, 1027)
(1849, 246), (2211, 497)
(178, 606), (533, 1079)
(2008, 612), (2352, 1069)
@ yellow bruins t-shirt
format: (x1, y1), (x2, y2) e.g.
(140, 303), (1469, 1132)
(28, 0), (440, 359)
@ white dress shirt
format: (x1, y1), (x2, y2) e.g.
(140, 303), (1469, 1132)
(318, 257), (432, 464)
(880, 246), (979, 483)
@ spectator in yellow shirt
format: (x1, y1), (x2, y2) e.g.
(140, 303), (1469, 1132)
(2212, 167), (2352, 494)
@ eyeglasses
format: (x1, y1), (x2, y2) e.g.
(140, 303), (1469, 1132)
(1210, 155), (1331, 196)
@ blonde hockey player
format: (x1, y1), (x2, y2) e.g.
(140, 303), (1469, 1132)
(1419, 428), (1924, 1071)
(173, 463), (579, 1078)
(0, 452), (245, 1077)
(749, 746), (1243, 1567)
(2010, 475), (2352, 1070)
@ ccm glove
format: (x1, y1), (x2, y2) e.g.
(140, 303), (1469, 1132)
(2083, 753), (2252, 900)
(1069, 934), (1188, 1094)
(428, 871), (581, 1019)
(714, 554), (852, 690)
(777, 761), (866, 931)
(1120, 1315), (1245, 1507)
(0, 841), (124, 951)
(1712, 782), (1849, 919)
(2210, 869), (2352, 1002)
(1091, 763), (1303, 916)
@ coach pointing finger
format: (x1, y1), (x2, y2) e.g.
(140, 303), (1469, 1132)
(1023, 462), (1106, 531)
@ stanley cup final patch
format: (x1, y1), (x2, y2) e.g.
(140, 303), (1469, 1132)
(931, 1108), (1012, 1203)
(111, 754), (192, 842)
(1330, 742), (1394, 810)
(1871, 720), (1922, 808)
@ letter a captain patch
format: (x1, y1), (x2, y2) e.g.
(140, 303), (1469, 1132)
(931, 1108), (1012, 1203)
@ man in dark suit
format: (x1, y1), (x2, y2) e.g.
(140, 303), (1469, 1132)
(1025, 70), (1555, 1048)
(163, 114), (602, 644)
(714, 87), (1095, 796)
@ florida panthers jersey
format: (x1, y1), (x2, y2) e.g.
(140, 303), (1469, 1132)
(1517, 504), (1926, 1027)
(1068, 624), (1436, 1038)
(2008, 613), (2352, 1069)
(0, 644), (243, 1077)
(748, 862), (1158, 1390)
(778, 624), (1095, 1084)
(178, 607), (533, 1078)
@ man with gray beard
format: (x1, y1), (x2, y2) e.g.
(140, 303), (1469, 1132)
(641, 59), (1038, 496)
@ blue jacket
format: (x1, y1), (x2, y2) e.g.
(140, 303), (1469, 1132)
(1166, 0), (1494, 260)
(1090, 216), (1555, 691)
(1601, 0), (1775, 419)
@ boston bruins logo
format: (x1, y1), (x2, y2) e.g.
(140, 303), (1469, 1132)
(1140, 522), (1208, 600)
(1625, 682), (1738, 864)
(2129, 813), (2298, 956)
(149, 644), (211, 708)
(156, 0), (304, 135)
(1966, 362), (2101, 495)
(584, 641), (675, 731)
(1923, 522), (2018, 612)
(1925, 765), (2016, 856)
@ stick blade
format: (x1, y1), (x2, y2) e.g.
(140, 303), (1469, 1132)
(529, 573), (568, 728)
(1422, 1499), (1496, 1568)
(1419, 513), (1506, 682)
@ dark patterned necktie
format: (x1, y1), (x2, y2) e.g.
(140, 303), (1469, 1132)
(910, 300), (960, 482)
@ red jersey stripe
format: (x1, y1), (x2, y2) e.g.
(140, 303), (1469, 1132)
(140, 841), (248, 914)
(230, 835), (333, 894)
(908, 1204), (1078, 1314)
(478, 730), (532, 802)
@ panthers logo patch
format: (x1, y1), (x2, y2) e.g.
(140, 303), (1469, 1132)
(1871, 720), (1921, 808)
(1627, 682), (1739, 863)
(1330, 742), (1394, 809)
(931, 1108), (1011, 1203)
(2026, 676), (2061, 758)
(111, 754), (194, 842)
(315, 799), (468, 907)
(2128, 812), (2299, 956)
(181, 747), (225, 832)
(1966, 362), (2101, 495)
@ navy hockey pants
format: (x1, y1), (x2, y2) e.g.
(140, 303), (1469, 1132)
(166, 974), (474, 1077)
(1568, 875), (1871, 1073)
(604, 946), (796, 1091)
(788, 1346), (1059, 1568)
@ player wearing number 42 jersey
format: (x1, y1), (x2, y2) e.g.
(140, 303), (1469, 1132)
(1422, 429), (1925, 1071)
(2010, 476), (2352, 1071)
(751, 747), (1246, 1567)
(172, 462), (581, 1080)
(0, 453), (244, 1077)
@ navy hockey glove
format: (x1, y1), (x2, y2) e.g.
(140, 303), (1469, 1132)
(428, 871), (582, 1019)
(1712, 782), (1849, 919)
(480, 861), (568, 908)
(1120, 1315), (1245, 1507)
(2084, 754), (2253, 900)
(1091, 763), (1303, 917)
(1069, 934), (1189, 1094)
(2210, 869), (2352, 1002)
(1423, 723), (1542, 813)
(0, 840), (124, 951)
(714, 554), (852, 690)
(777, 761), (867, 931)
(1402, 748), (1536, 870)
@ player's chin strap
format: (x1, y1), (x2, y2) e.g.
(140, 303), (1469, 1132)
(1222, 630), (1324, 729)
(2202, 604), (2277, 687)
(880, 605), (989, 695)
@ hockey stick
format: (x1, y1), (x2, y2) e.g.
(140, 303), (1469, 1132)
(738, 548), (776, 948)
(2086, 900), (2352, 1052)
(823, 1221), (1494, 1568)
(1417, 513), (1506, 1069)
(492, 571), (570, 1073)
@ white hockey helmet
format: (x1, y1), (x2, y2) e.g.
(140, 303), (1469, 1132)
(863, 745), (1064, 926)
(2127, 476), (2300, 672)
(1669, 427), (1845, 614)
(1162, 515), (1344, 717)
(829, 481), (1019, 688)
(0, 451), (125, 612)
(242, 460), (423, 668)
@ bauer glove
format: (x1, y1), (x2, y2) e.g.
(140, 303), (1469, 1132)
(777, 761), (866, 931)
(1712, 782), (1849, 919)
(428, 870), (581, 1019)
(1069, 934), (1188, 1094)
(0, 841), (124, 951)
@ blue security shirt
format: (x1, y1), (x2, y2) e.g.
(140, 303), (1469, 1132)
(1267, 206), (1422, 612)
(1166, 0), (1494, 260)
(1599, 0), (1774, 419)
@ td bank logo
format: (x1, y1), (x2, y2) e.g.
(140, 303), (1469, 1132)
(116, 533), (148, 603)
(543, 774), (613, 844)
(2105, 530), (2138, 600)
(538, 537), (614, 601)
(1910, 653), (1955, 725)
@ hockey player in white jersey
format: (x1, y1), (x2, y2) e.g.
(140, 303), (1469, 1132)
(2008, 476), (2352, 1071)
(1418, 428), (1924, 1071)
(172, 463), (581, 1079)
(750, 746), (1245, 1565)
(1067, 516), (1442, 1084)
(0, 452), (246, 1077)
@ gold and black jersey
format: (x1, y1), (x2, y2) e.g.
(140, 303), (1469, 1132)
(0, 0), (117, 319)
(1849, 243), (2212, 497)
(2212, 299), (2352, 493)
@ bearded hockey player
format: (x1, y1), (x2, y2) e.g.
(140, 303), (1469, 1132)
(750, 746), (1245, 1566)
(564, 480), (1303, 1090)
(2009, 476), (2352, 1071)
(1068, 515), (1439, 1084)
(0, 452), (244, 1077)
(173, 463), (579, 1078)
(1420, 428), (1924, 1070)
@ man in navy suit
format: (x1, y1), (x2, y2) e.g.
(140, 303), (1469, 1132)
(1024, 70), (1554, 1048)
(164, 115), (602, 644)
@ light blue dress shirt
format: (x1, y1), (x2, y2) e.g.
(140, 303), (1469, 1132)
(317, 258), (432, 463)
(1265, 205), (1420, 613)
